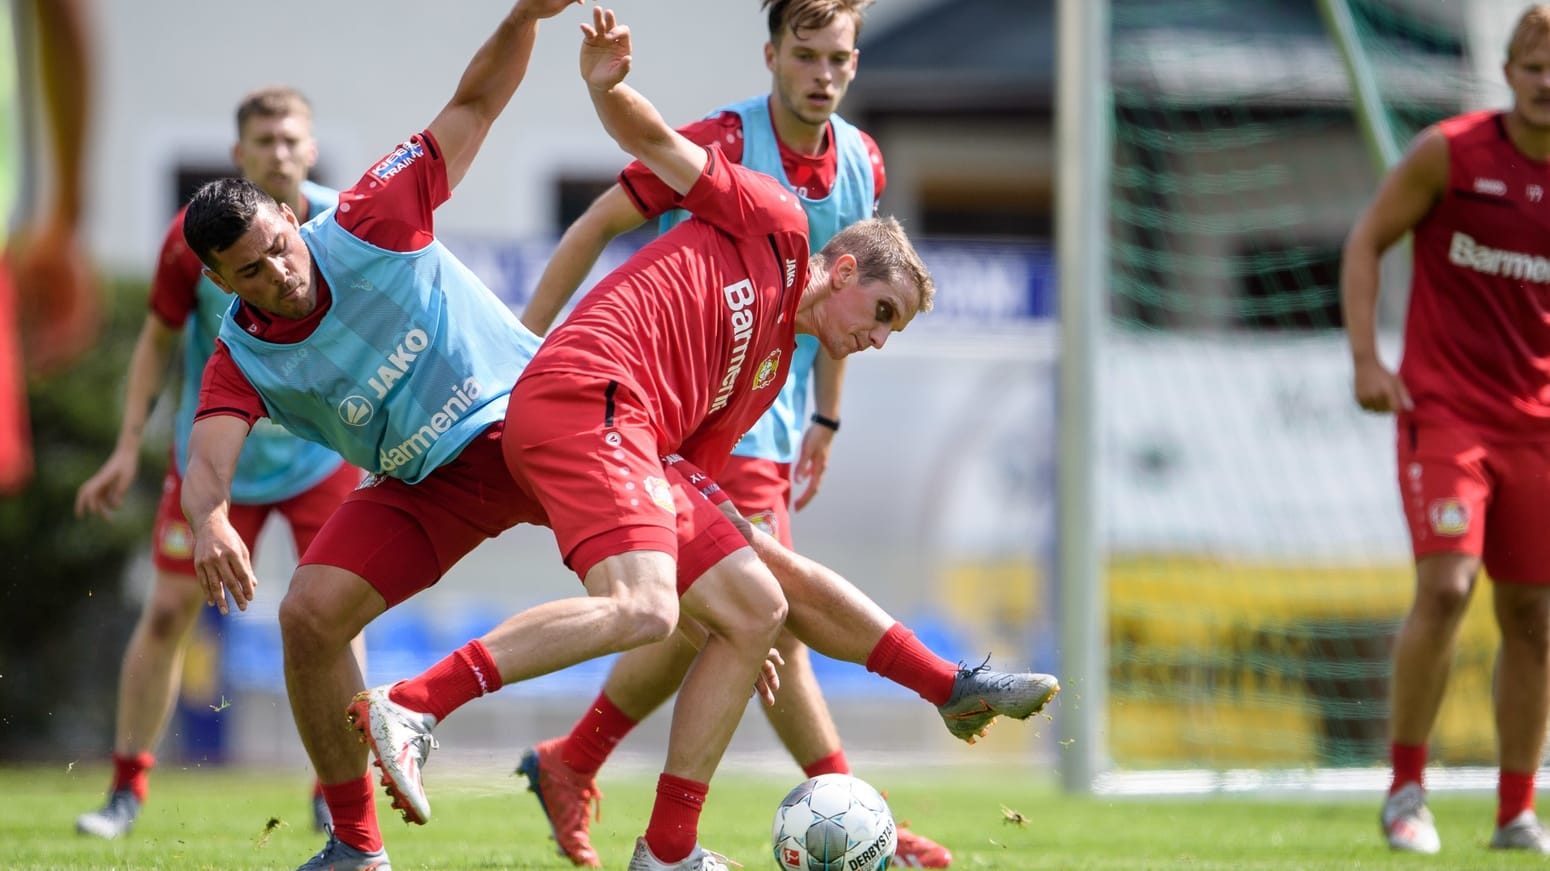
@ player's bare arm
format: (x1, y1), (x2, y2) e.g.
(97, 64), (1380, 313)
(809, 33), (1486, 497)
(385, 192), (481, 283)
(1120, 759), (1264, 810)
(427, 0), (581, 191)
(182, 414), (257, 615)
(1341, 128), (1447, 414)
(581, 7), (708, 196)
(794, 351), (845, 511)
(75, 316), (180, 518)
(521, 184), (645, 334)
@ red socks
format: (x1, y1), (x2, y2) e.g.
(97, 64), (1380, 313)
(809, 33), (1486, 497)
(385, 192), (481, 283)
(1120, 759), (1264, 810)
(864, 622), (958, 705)
(644, 773), (708, 863)
(1389, 742), (1426, 795)
(561, 692), (639, 776)
(802, 749), (850, 778)
(111, 752), (154, 802)
(1499, 770), (1536, 827)
(322, 774), (382, 852)
(387, 640), (502, 722)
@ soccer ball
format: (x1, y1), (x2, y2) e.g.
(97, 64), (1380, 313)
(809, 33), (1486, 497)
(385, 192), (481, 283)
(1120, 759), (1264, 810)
(771, 773), (896, 871)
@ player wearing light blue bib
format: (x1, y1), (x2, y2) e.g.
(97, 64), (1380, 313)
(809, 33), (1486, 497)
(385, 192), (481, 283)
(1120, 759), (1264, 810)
(176, 180), (343, 502)
(74, 88), (365, 843)
(219, 202), (541, 484)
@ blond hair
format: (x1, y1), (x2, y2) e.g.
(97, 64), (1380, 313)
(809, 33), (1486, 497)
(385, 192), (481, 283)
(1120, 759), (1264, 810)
(1508, 5), (1550, 61)
(234, 85), (313, 136)
(817, 217), (935, 315)
(762, 0), (874, 45)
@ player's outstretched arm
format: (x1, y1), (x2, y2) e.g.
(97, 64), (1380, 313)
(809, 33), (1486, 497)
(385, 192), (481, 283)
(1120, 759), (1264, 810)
(580, 7), (707, 196)
(182, 414), (257, 615)
(1341, 127), (1443, 414)
(522, 184), (645, 334)
(428, 0), (581, 191)
(75, 315), (180, 518)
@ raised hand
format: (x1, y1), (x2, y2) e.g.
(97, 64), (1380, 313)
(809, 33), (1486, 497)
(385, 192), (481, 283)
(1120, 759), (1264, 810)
(516, 0), (584, 19)
(579, 6), (631, 91)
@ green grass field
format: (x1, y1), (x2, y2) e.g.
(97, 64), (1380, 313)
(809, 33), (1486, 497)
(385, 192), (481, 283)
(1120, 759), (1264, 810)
(6, 763), (1547, 870)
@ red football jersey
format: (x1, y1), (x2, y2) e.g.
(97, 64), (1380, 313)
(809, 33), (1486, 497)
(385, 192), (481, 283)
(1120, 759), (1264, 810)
(1401, 111), (1550, 438)
(619, 105), (885, 219)
(524, 145), (810, 475)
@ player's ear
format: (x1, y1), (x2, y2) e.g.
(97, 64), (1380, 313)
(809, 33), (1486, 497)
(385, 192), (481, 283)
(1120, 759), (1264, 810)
(832, 253), (858, 289)
(278, 202), (300, 228)
(765, 41), (776, 73)
(203, 268), (235, 295)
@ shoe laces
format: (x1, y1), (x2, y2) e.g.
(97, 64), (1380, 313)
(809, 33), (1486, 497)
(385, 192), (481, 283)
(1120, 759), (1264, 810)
(551, 760), (605, 823)
(954, 654), (994, 679)
(1386, 785), (1430, 824)
(389, 705), (439, 758)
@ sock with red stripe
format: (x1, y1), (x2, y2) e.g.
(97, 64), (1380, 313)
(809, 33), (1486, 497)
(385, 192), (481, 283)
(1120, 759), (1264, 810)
(802, 749), (850, 778)
(1389, 742), (1427, 795)
(387, 639), (502, 722)
(111, 752), (154, 802)
(1499, 769), (1536, 827)
(644, 772), (708, 863)
(322, 774), (382, 852)
(864, 622), (958, 705)
(561, 691), (639, 777)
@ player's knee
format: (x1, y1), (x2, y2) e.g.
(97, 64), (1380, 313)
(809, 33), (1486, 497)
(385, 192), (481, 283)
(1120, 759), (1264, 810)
(278, 585), (348, 654)
(142, 584), (202, 643)
(614, 584), (679, 647)
(1414, 581), (1471, 619)
(711, 568), (786, 650)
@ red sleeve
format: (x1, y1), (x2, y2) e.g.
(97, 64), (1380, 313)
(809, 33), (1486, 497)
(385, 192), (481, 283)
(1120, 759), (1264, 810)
(147, 209), (205, 328)
(677, 145), (809, 239)
(193, 340), (267, 428)
(860, 130), (887, 206)
(618, 112), (745, 219)
(332, 131), (449, 252)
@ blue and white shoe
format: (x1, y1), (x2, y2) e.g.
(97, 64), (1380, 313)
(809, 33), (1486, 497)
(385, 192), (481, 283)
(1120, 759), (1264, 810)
(75, 788), (139, 839)
(295, 826), (392, 871)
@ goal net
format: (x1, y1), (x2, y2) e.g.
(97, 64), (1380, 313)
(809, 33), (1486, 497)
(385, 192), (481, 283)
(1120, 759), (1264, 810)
(1093, 0), (1507, 793)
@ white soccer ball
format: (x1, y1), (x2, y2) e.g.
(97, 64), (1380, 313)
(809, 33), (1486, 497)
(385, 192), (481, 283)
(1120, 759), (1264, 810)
(771, 773), (896, 871)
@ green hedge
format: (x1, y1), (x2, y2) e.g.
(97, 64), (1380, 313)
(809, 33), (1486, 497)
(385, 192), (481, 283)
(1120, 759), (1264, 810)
(0, 280), (164, 759)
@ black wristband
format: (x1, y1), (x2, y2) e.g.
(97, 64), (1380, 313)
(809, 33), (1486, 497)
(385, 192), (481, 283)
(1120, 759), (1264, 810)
(810, 413), (840, 433)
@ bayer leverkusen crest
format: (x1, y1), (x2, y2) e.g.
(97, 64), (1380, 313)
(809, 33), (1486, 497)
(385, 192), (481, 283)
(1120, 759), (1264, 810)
(753, 349), (782, 390)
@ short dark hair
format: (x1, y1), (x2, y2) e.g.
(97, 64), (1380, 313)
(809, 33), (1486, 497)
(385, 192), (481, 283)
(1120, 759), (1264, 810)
(183, 177), (276, 271)
(762, 0), (874, 45)
(235, 85), (313, 137)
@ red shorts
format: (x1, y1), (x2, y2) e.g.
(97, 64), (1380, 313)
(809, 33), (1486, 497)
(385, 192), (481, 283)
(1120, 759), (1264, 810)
(1397, 415), (1550, 583)
(0, 263), (29, 494)
(300, 422), (548, 608)
(720, 454), (793, 548)
(153, 459), (362, 575)
(503, 371), (746, 591)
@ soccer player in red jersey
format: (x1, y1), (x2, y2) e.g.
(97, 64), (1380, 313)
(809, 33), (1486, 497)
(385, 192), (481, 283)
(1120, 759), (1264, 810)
(71, 87), (363, 841)
(353, 10), (1055, 871)
(1343, 4), (1550, 855)
(1, 0), (99, 493)
(516, 1), (948, 866)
